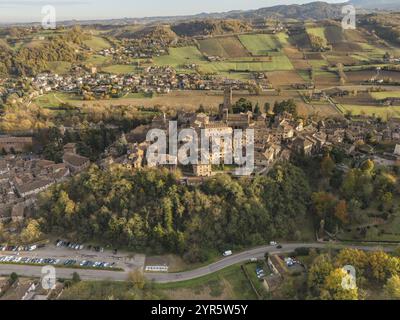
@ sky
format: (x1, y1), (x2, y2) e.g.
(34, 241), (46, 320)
(0, 0), (347, 23)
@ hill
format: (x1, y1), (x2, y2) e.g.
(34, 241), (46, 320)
(110, 24), (178, 41)
(171, 19), (252, 37)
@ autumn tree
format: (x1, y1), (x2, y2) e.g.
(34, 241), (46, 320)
(320, 268), (359, 300)
(384, 274), (400, 299)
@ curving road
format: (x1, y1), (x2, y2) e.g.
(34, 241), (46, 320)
(0, 242), (395, 284)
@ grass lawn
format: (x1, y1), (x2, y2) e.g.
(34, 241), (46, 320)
(155, 264), (258, 300)
(83, 36), (111, 51)
(101, 64), (136, 74)
(243, 263), (267, 296)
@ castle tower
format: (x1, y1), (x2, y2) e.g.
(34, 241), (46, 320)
(220, 85), (232, 117)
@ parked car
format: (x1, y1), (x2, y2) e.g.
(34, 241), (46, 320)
(223, 250), (233, 257)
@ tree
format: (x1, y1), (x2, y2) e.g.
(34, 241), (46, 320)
(367, 251), (392, 282)
(20, 219), (42, 243)
(384, 274), (400, 299)
(308, 254), (334, 296)
(320, 154), (335, 178)
(264, 102), (270, 114)
(254, 103), (260, 115)
(321, 268), (358, 300)
(335, 200), (349, 225)
(10, 272), (18, 284)
(72, 272), (81, 284)
(335, 249), (367, 276)
(361, 159), (374, 175)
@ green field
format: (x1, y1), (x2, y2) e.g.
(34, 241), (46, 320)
(83, 36), (111, 51)
(370, 91), (400, 100)
(85, 54), (112, 66)
(34, 93), (81, 108)
(238, 33), (289, 56)
(155, 264), (258, 300)
(154, 46), (206, 70)
(47, 61), (72, 75)
(339, 104), (400, 118)
(199, 37), (248, 58)
(154, 45), (293, 77)
(306, 27), (328, 46)
(239, 34), (280, 55)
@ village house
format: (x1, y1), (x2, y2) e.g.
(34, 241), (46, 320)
(0, 136), (33, 153)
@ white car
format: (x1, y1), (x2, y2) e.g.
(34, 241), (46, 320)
(223, 250), (233, 257)
(269, 241), (278, 246)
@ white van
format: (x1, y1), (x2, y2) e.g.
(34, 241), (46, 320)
(223, 250), (233, 257)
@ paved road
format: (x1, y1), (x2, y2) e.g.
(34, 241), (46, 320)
(0, 242), (395, 284)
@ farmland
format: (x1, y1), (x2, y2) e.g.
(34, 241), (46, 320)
(338, 104), (400, 118)
(101, 64), (136, 74)
(370, 91), (400, 100)
(306, 26), (328, 46)
(198, 36), (249, 58)
(238, 33), (290, 56)
(154, 45), (293, 77)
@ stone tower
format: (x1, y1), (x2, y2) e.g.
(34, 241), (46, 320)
(220, 85), (232, 117)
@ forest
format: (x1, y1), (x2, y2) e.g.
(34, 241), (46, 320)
(35, 163), (312, 262)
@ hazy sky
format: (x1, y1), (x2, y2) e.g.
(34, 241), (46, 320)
(0, 0), (347, 23)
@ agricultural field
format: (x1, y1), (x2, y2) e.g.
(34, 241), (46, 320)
(46, 61), (72, 75)
(199, 36), (249, 58)
(238, 34), (281, 55)
(306, 26), (328, 46)
(338, 104), (400, 118)
(85, 54), (112, 66)
(154, 46), (206, 70)
(101, 64), (136, 74)
(370, 91), (400, 100)
(237, 32), (289, 56)
(33, 93), (82, 108)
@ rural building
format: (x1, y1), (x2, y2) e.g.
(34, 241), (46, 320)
(0, 136), (33, 153)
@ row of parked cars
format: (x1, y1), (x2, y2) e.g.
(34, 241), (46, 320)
(55, 240), (106, 253)
(0, 256), (60, 265)
(79, 260), (115, 268)
(0, 245), (38, 252)
(0, 255), (116, 269)
(56, 240), (84, 250)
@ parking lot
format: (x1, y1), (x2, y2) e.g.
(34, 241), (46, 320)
(0, 240), (146, 273)
(0, 255), (118, 270)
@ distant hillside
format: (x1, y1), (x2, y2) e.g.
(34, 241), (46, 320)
(171, 19), (252, 37)
(351, 0), (400, 10)
(225, 2), (346, 21)
(109, 24), (178, 41)
(359, 12), (400, 45)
